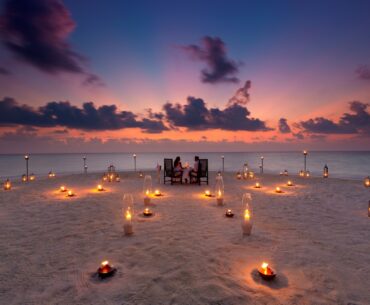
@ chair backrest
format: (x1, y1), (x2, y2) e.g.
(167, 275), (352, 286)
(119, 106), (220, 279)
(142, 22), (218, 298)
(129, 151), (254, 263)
(164, 158), (173, 176)
(199, 159), (208, 177)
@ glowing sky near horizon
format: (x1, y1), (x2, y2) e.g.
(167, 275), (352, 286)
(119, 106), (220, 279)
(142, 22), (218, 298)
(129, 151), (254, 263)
(0, 0), (369, 152)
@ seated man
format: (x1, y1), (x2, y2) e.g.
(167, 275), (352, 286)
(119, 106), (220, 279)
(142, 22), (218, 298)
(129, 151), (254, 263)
(190, 156), (200, 182)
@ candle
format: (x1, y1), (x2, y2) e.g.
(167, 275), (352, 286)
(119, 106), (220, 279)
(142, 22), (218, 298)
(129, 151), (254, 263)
(60, 185), (67, 192)
(364, 176), (370, 187)
(97, 184), (104, 191)
(123, 208), (133, 235)
(154, 189), (161, 196)
(225, 209), (234, 218)
(275, 187), (282, 193)
(29, 174), (35, 181)
(97, 260), (116, 279)
(215, 176), (224, 206)
(241, 208), (252, 235)
(67, 190), (74, 197)
(115, 176), (120, 182)
(3, 179), (11, 190)
(254, 182), (261, 188)
(249, 171), (254, 179)
(236, 172), (242, 179)
(205, 190), (212, 197)
(143, 208), (153, 217)
(287, 180), (293, 187)
(258, 262), (276, 280)
(22, 175), (27, 182)
(143, 175), (152, 205)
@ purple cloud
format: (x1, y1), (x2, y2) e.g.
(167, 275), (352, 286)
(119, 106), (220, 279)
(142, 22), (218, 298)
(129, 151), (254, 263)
(0, 97), (168, 133)
(227, 80), (251, 107)
(163, 96), (271, 131)
(355, 65), (370, 80)
(278, 118), (291, 134)
(0, 0), (102, 85)
(299, 101), (370, 136)
(183, 36), (241, 84)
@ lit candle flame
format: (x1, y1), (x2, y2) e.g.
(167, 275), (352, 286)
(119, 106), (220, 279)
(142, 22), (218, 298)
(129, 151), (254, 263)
(155, 189), (160, 195)
(255, 182), (260, 188)
(218, 190), (221, 197)
(60, 186), (66, 192)
(68, 190), (73, 196)
(276, 187), (281, 193)
(125, 210), (132, 221)
(261, 262), (268, 275)
(205, 190), (210, 196)
(98, 184), (103, 191)
(101, 260), (109, 267)
(244, 209), (250, 220)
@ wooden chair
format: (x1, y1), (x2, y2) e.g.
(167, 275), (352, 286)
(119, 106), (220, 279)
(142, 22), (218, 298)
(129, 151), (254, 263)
(163, 158), (182, 185)
(191, 159), (209, 185)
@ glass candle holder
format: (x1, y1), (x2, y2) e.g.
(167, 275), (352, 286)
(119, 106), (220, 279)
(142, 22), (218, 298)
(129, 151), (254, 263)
(215, 176), (224, 206)
(241, 193), (253, 235)
(143, 175), (152, 205)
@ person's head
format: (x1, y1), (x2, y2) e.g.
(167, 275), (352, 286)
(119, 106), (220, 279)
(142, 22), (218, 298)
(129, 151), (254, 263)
(194, 156), (199, 161)
(174, 156), (181, 165)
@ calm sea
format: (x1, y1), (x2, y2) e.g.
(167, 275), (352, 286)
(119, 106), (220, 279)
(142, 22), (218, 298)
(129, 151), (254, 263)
(0, 152), (369, 180)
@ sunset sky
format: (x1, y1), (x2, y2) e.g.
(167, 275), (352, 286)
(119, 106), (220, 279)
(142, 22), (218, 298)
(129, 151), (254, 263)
(0, 0), (369, 153)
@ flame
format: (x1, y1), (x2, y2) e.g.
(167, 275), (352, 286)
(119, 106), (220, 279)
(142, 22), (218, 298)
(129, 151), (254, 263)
(244, 209), (250, 220)
(60, 186), (66, 191)
(145, 190), (149, 196)
(101, 260), (109, 267)
(125, 210), (132, 221)
(68, 190), (73, 196)
(261, 262), (268, 274)
(255, 182), (260, 188)
(287, 181), (292, 186)
(155, 189), (160, 195)
(218, 190), (222, 197)
(205, 190), (210, 196)
(276, 187), (281, 193)
(144, 208), (149, 213)
(98, 184), (103, 191)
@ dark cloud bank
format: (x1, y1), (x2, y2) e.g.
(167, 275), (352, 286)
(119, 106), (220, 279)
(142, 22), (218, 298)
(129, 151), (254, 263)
(0, 97), (167, 133)
(0, 95), (272, 133)
(183, 36), (241, 84)
(0, 0), (102, 85)
(299, 101), (370, 136)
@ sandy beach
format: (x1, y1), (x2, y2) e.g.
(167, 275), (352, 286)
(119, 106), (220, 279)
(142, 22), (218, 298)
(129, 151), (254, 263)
(0, 171), (369, 305)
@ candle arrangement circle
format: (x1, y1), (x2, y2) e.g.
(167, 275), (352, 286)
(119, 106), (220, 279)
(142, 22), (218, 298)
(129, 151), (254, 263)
(143, 208), (153, 217)
(258, 262), (276, 281)
(97, 261), (116, 279)
(225, 209), (234, 218)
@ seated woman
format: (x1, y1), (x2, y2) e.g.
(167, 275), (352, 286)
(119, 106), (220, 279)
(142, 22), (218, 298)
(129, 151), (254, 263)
(173, 156), (183, 177)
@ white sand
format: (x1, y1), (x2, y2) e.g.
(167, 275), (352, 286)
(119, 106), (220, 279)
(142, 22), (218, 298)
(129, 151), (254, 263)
(0, 171), (369, 305)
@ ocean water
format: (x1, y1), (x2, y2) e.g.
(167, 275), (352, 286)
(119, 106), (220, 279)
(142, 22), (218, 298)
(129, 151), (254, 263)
(0, 151), (369, 180)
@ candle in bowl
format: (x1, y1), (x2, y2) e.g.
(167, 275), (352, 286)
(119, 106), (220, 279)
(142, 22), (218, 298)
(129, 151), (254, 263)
(275, 187), (283, 193)
(97, 260), (116, 279)
(258, 262), (276, 281)
(29, 174), (35, 181)
(154, 189), (162, 196)
(287, 180), (294, 187)
(22, 175), (27, 182)
(143, 208), (153, 217)
(204, 190), (212, 197)
(123, 208), (133, 235)
(254, 182), (261, 188)
(60, 185), (67, 192)
(236, 172), (242, 180)
(97, 184), (104, 192)
(67, 190), (75, 197)
(225, 209), (234, 218)
(3, 179), (11, 190)
(115, 176), (120, 182)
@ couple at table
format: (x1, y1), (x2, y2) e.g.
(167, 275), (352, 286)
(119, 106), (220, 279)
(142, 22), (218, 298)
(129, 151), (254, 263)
(174, 156), (199, 183)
